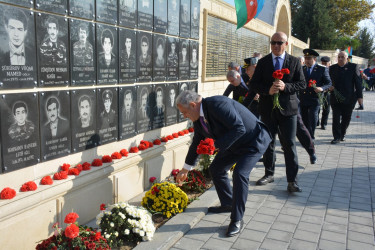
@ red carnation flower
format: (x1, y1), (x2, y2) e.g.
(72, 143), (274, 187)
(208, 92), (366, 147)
(20, 181), (37, 192)
(161, 137), (168, 142)
(68, 168), (80, 176)
(149, 176), (156, 183)
(167, 135), (174, 140)
(281, 68), (290, 74)
(153, 139), (161, 145)
(75, 164), (83, 172)
(140, 140), (150, 148)
(100, 203), (106, 211)
(172, 133), (179, 138)
(120, 149), (129, 156)
(102, 155), (112, 163)
(92, 159), (103, 167)
(87, 242), (96, 249)
(197, 138), (216, 155)
(183, 129), (189, 134)
(0, 187), (16, 199)
(41, 176), (53, 185)
(130, 147), (139, 153)
(111, 152), (122, 159)
(151, 186), (160, 195)
(94, 232), (102, 241)
(65, 224), (79, 239)
(82, 162), (91, 171)
(53, 171), (68, 180)
(60, 163), (70, 171)
(188, 127), (194, 132)
(64, 212), (79, 224)
(178, 131), (185, 136)
(171, 169), (180, 176)
(148, 141), (153, 147)
(138, 144), (147, 151)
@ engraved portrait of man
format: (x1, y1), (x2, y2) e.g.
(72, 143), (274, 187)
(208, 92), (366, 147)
(8, 101), (35, 141)
(72, 22), (93, 66)
(139, 35), (151, 67)
(43, 96), (69, 139)
(98, 29), (116, 68)
(77, 95), (93, 129)
(100, 89), (116, 129)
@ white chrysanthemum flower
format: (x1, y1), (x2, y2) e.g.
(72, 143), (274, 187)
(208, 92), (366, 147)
(114, 231), (119, 236)
(96, 220), (101, 225)
(105, 234), (110, 239)
(110, 222), (114, 227)
(139, 230), (145, 236)
(124, 229), (130, 235)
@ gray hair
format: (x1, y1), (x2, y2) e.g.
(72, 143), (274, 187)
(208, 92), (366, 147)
(226, 70), (240, 79)
(227, 62), (239, 68)
(176, 90), (201, 107)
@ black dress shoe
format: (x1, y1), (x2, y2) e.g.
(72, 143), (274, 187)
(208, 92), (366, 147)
(256, 175), (274, 186)
(207, 205), (232, 213)
(310, 153), (317, 164)
(226, 219), (244, 237)
(287, 182), (302, 192)
(355, 105), (364, 110)
(321, 125), (326, 130)
(258, 157), (264, 162)
(331, 139), (340, 144)
(340, 136), (346, 141)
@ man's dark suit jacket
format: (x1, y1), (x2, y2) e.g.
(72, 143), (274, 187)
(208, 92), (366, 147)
(185, 96), (271, 166)
(43, 117), (70, 141)
(250, 53), (306, 116)
(1, 46), (36, 66)
(300, 64), (332, 106)
(329, 62), (362, 106)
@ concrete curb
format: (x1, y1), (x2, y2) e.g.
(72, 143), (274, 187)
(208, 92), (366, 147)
(133, 186), (219, 250)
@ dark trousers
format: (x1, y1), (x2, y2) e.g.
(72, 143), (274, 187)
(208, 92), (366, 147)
(300, 104), (320, 139)
(296, 112), (315, 155)
(321, 92), (330, 126)
(261, 111), (299, 182)
(209, 146), (266, 221)
(331, 102), (354, 140)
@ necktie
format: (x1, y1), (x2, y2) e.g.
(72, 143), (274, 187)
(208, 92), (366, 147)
(306, 67), (311, 78)
(200, 117), (209, 134)
(275, 57), (281, 70)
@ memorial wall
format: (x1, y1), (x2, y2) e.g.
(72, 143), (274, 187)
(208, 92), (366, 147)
(0, 0), (200, 174)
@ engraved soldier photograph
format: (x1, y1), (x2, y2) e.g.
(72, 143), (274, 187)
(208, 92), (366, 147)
(97, 88), (118, 145)
(40, 91), (71, 161)
(179, 39), (190, 80)
(119, 86), (137, 139)
(0, 93), (40, 172)
(69, 0), (95, 20)
(35, 0), (67, 15)
(97, 25), (118, 84)
(96, 0), (118, 25)
(137, 85), (152, 133)
(178, 82), (188, 122)
(190, 41), (198, 79)
(191, 0), (200, 39)
(167, 0), (180, 36)
(119, 28), (137, 83)
(152, 85), (166, 129)
(179, 0), (191, 38)
(153, 35), (166, 81)
(167, 36), (179, 80)
(0, 0), (33, 7)
(165, 83), (178, 126)
(137, 31), (152, 82)
(137, 0), (153, 31)
(153, 0), (167, 33)
(0, 5), (37, 89)
(119, 0), (137, 28)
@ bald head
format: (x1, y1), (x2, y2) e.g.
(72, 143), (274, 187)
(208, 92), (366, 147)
(337, 51), (348, 67)
(271, 32), (288, 56)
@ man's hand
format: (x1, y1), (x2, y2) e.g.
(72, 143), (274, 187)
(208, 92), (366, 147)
(275, 79), (286, 91)
(176, 168), (189, 186)
(269, 80), (280, 95)
(253, 93), (260, 100)
(329, 86), (335, 91)
(314, 87), (323, 93)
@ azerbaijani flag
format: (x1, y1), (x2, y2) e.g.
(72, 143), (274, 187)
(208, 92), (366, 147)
(234, 0), (264, 29)
(345, 46), (353, 56)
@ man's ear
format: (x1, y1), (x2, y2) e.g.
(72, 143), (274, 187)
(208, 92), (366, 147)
(189, 102), (196, 109)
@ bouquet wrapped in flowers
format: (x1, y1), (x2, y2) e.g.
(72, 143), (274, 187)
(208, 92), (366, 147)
(196, 138), (215, 155)
(36, 212), (109, 249)
(96, 202), (155, 247)
(272, 68), (290, 110)
(142, 182), (188, 218)
(308, 79), (325, 105)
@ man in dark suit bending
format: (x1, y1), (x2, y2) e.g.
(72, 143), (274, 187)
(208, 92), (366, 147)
(249, 31), (306, 192)
(175, 90), (271, 237)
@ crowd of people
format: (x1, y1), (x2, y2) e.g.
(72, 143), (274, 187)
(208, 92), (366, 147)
(175, 31), (364, 238)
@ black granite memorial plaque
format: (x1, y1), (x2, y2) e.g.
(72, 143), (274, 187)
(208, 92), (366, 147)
(188, 81), (198, 92)
(119, 0), (137, 28)
(119, 28), (137, 83)
(153, 34), (166, 81)
(179, 0), (190, 38)
(119, 86), (137, 139)
(177, 82), (188, 122)
(69, 0), (95, 20)
(0, 93), (40, 173)
(39, 91), (71, 161)
(154, 0), (167, 33)
(190, 40), (198, 79)
(137, 0), (153, 31)
(97, 87), (118, 145)
(70, 19), (96, 86)
(36, 13), (69, 87)
(0, 5), (37, 89)
(97, 24), (118, 85)
(137, 31), (152, 82)
(178, 39), (189, 80)
(96, 0), (118, 25)
(167, 0), (179, 36)
(0, 0), (33, 7)
(167, 36), (179, 81)
(136, 85), (152, 133)
(151, 84), (166, 129)
(71, 89), (98, 153)
(35, 0), (68, 15)
(191, 0), (200, 39)
(165, 82), (178, 126)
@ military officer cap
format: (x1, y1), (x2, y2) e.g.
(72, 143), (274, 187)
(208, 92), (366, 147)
(243, 57), (259, 68)
(303, 48), (319, 57)
(320, 56), (330, 63)
(102, 89), (113, 100)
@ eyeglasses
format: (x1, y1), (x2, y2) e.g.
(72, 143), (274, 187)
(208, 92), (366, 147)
(270, 41), (285, 45)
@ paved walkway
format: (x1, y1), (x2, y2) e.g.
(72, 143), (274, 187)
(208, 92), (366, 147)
(137, 91), (375, 250)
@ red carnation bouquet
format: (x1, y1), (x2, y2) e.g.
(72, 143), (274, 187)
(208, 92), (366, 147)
(120, 149), (129, 157)
(20, 181), (37, 192)
(111, 152), (122, 159)
(36, 212), (109, 250)
(92, 159), (103, 167)
(308, 79), (325, 105)
(0, 187), (16, 199)
(272, 68), (290, 110)
(54, 171), (68, 180)
(130, 146), (139, 153)
(196, 138), (216, 155)
(40, 176), (53, 185)
(153, 139), (161, 145)
(102, 155), (112, 163)
(82, 162), (91, 171)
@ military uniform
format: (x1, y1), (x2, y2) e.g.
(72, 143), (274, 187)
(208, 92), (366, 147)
(100, 109), (116, 129)
(139, 54), (151, 67)
(121, 49), (136, 69)
(167, 52), (178, 67)
(73, 41), (94, 66)
(8, 120), (35, 141)
(40, 38), (67, 65)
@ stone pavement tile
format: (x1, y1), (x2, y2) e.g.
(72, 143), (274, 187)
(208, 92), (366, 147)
(322, 222), (347, 234)
(257, 207), (280, 216)
(349, 208), (373, 219)
(231, 238), (261, 250)
(247, 194), (267, 202)
(202, 213), (228, 224)
(211, 225), (239, 243)
(238, 228), (267, 242)
(245, 201), (263, 209)
(265, 229), (293, 242)
(184, 220), (222, 242)
(332, 185), (351, 193)
(330, 190), (351, 198)
(293, 229), (320, 243)
(200, 237), (234, 250)
(285, 195), (309, 205)
(276, 214), (300, 225)
(300, 214), (324, 225)
(347, 240), (375, 250)
(320, 230), (347, 244)
(270, 221), (297, 233)
(326, 208), (348, 218)
(259, 238), (289, 250)
(328, 201), (349, 210)
(351, 191), (371, 199)
(349, 201), (372, 211)
(243, 208), (257, 218)
(303, 207), (327, 217)
(318, 239), (346, 250)
(308, 195), (330, 204)
(329, 195), (350, 204)
(349, 214), (374, 227)
(350, 195), (372, 205)
(262, 200), (285, 210)
(251, 213), (277, 224)
(173, 237), (206, 250)
(245, 220), (272, 232)
(288, 238), (317, 250)
(348, 231), (375, 245)
(279, 206), (304, 217)
(324, 214), (348, 225)
(348, 223), (374, 235)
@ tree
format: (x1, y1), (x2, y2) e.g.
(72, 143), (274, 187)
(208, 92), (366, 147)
(353, 27), (375, 59)
(291, 0), (336, 49)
